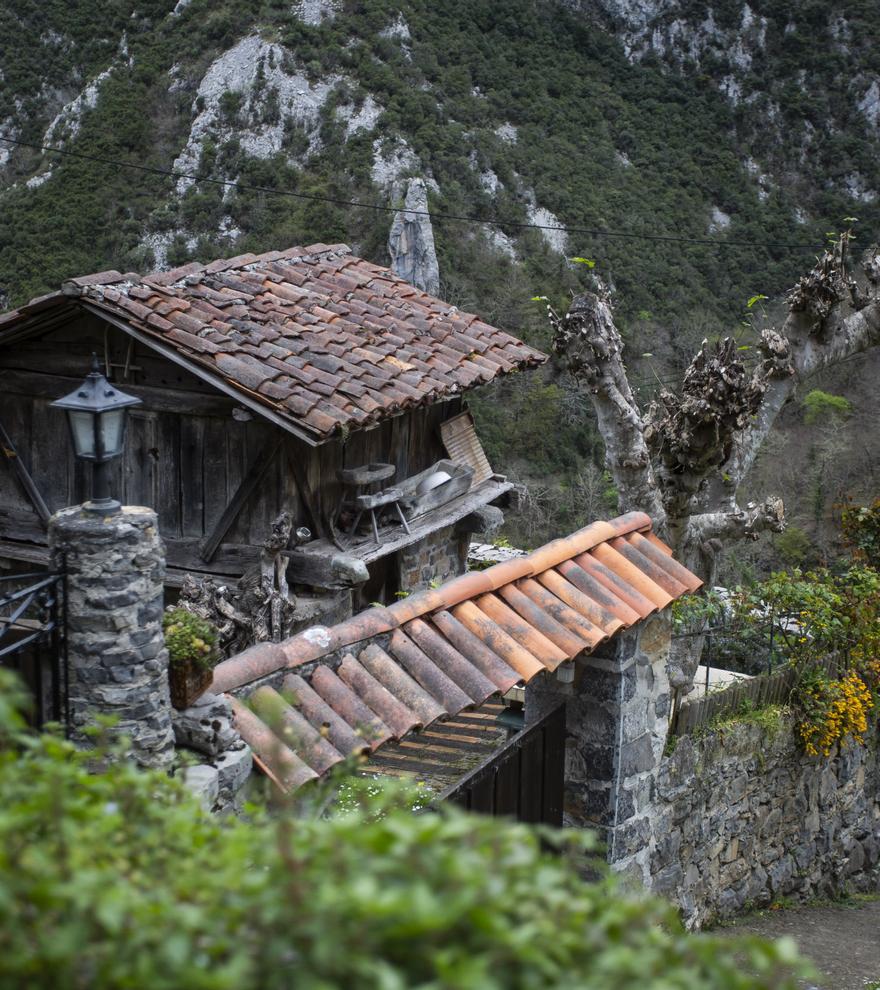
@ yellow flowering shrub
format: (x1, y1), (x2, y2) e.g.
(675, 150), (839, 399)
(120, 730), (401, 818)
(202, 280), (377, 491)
(677, 555), (880, 759)
(795, 671), (874, 757)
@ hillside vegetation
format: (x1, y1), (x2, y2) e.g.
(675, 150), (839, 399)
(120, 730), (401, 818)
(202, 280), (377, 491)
(1, 0), (878, 560)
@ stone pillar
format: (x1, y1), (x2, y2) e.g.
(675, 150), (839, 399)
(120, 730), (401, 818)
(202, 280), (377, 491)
(49, 505), (174, 769)
(525, 613), (672, 880)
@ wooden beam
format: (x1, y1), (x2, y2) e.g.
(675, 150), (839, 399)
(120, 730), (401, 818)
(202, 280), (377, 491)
(200, 437), (281, 563)
(285, 440), (325, 540)
(0, 538), (49, 567)
(81, 304), (324, 447)
(0, 535), (260, 587)
(0, 417), (51, 528)
(0, 367), (236, 417)
(0, 303), (77, 349)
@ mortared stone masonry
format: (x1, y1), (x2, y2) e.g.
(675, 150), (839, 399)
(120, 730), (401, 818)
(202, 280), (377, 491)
(49, 505), (174, 769)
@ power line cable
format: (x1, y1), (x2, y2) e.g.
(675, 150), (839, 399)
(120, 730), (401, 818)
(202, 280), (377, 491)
(627, 348), (870, 391)
(0, 136), (826, 253)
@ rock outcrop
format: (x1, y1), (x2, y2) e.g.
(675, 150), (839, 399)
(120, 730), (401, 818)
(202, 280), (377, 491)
(388, 178), (440, 296)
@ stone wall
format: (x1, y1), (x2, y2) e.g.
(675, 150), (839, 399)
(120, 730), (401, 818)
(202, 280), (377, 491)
(532, 604), (880, 928)
(627, 719), (880, 927)
(397, 523), (468, 594)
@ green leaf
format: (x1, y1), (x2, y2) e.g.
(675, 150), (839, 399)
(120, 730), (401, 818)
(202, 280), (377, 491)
(746, 294), (767, 309)
(569, 257), (595, 267)
(530, 295), (549, 302)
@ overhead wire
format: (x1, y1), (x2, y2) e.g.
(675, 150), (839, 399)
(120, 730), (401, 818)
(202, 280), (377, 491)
(0, 136), (826, 254)
(627, 349), (870, 393)
(2, 138), (857, 399)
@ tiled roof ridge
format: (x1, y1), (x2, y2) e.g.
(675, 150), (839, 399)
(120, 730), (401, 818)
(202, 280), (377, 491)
(211, 510), (682, 695)
(57, 243), (354, 296)
(219, 511), (704, 792)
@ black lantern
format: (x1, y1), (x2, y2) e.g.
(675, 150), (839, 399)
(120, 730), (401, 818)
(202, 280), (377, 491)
(51, 355), (141, 514)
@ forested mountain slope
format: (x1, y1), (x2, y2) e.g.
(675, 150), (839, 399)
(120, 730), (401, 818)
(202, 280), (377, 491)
(1, 0), (877, 563)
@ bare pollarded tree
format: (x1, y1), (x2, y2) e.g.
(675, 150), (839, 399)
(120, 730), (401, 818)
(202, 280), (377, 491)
(549, 231), (880, 687)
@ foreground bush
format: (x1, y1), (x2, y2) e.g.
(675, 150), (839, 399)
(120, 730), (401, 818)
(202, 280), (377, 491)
(0, 674), (807, 989)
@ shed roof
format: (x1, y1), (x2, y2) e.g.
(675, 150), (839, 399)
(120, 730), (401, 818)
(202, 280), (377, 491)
(0, 244), (546, 444)
(214, 511), (701, 792)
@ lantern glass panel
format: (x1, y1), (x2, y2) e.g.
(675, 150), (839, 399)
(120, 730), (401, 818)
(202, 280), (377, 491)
(67, 410), (97, 459)
(98, 408), (127, 460)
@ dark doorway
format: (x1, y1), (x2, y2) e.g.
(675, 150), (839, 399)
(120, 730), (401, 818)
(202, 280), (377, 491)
(440, 702), (565, 825)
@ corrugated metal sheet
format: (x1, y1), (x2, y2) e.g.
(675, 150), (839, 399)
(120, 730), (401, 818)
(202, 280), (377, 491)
(440, 410), (494, 485)
(215, 511), (702, 791)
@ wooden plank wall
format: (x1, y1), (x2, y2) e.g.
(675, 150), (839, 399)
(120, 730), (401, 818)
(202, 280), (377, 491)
(441, 702), (566, 826)
(0, 312), (464, 577)
(0, 315), (299, 576)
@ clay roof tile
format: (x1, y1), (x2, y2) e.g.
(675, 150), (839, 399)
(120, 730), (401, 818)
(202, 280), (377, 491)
(214, 513), (702, 794)
(0, 244), (547, 442)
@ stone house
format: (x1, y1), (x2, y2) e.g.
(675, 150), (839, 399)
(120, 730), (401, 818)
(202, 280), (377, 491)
(0, 242), (544, 628)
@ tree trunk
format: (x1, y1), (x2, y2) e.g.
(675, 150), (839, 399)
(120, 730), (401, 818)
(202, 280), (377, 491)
(550, 233), (880, 690)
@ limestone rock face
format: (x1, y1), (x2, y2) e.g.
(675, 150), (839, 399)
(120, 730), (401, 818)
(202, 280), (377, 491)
(388, 178), (440, 296)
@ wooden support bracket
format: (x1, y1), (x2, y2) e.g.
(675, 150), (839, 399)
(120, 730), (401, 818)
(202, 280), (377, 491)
(0, 417), (51, 528)
(200, 437), (281, 563)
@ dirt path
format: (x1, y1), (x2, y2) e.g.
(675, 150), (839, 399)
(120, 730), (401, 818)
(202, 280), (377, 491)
(718, 899), (880, 990)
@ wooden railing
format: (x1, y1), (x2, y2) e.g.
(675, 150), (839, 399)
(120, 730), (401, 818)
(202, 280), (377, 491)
(0, 570), (68, 730)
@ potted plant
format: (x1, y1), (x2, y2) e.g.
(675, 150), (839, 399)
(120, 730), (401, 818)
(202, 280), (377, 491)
(163, 608), (219, 709)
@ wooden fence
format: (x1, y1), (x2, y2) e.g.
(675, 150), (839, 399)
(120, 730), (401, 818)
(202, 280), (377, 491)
(670, 657), (839, 737)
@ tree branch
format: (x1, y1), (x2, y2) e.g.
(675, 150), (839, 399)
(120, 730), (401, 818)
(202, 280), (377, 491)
(644, 338), (768, 521)
(717, 239), (880, 494)
(685, 497), (786, 548)
(551, 291), (666, 527)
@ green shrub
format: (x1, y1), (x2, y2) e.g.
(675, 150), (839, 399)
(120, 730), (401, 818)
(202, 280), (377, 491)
(0, 669), (809, 989)
(677, 562), (880, 755)
(802, 389), (853, 426)
(162, 608), (219, 671)
(841, 497), (880, 569)
(773, 525), (815, 567)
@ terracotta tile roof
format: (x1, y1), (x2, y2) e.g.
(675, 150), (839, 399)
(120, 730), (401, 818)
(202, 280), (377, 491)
(211, 511), (702, 792)
(363, 697), (510, 792)
(0, 244), (546, 443)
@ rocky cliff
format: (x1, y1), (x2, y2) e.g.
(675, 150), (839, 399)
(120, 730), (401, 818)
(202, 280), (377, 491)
(1, 0), (877, 553)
